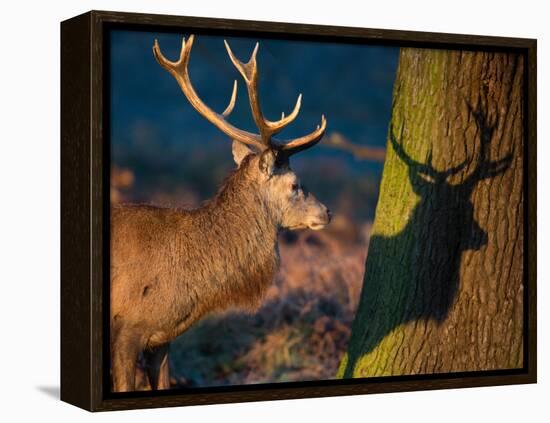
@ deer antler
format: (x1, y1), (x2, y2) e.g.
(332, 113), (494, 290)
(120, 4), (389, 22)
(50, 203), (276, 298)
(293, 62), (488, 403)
(153, 35), (326, 156)
(153, 36), (265, 151)
(390, 122), (470, 183)
(224, 41), (302, 140)
(463, 99), (513, 185)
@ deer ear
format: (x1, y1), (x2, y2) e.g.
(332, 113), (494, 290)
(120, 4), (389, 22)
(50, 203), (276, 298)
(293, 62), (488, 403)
(258, 149), (277, 177)
(232, 140), (254, 166)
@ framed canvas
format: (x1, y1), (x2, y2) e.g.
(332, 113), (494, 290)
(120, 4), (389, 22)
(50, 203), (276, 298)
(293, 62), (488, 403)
(60, 10), (537, 411)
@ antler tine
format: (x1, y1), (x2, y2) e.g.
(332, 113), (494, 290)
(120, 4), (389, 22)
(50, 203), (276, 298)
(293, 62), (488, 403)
(463, 98), (511, 185)
(224, 40), (305, 143)
(443, 156), (471, 179)
(270, 94), (302, 134)
(390, 122), (438, 177)
(272, 114), (327, 155)
(153, 37), (191, 75)
(221, 80), (238, 117)
(224, 40), (258, 83)
(153, 36), (265, 151)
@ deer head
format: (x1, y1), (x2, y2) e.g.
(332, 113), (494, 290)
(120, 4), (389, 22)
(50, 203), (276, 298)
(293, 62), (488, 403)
(153, 35), (331, 231)
(389, 98), (512, 252)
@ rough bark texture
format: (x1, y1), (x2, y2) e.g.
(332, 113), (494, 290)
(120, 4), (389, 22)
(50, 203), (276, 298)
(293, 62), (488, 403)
(339, 48), (524, 378)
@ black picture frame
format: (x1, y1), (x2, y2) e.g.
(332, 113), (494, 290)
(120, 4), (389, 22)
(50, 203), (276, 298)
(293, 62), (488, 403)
(60, 10), (537, 412)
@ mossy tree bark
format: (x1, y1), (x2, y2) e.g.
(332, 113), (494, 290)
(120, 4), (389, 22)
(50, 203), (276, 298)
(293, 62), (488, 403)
(339, 48), (524, 378)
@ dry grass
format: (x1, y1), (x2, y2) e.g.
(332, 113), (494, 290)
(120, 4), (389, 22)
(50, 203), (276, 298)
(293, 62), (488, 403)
(133, 217), (370, 389)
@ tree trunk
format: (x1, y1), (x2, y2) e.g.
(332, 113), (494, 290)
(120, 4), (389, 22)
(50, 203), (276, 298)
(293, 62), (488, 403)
(339, 48), (524, 378)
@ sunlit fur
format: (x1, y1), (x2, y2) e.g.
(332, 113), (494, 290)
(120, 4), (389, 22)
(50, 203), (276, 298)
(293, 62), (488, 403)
(110, 146), (330, 391)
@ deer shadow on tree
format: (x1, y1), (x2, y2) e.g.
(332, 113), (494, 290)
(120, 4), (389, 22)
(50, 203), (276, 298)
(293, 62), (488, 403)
(343, 100), (513, 377)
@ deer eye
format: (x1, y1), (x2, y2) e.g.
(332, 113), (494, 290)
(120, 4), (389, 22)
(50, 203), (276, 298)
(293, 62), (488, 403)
(291, 183), (300, 192)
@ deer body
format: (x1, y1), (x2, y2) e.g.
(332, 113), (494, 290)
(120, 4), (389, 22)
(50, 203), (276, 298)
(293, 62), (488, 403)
(111, 156), (281, 390)
(111, 35), (330, 392)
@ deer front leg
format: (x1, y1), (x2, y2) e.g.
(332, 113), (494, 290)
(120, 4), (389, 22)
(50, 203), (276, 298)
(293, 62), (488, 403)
(111, 331), (141, 392)
(144, 343), (171, 390)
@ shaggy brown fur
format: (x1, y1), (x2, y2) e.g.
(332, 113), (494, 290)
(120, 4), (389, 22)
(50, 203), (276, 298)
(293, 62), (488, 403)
(110, 150), (330, 392)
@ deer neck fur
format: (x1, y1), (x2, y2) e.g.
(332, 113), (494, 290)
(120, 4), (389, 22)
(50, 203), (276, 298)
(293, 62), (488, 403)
(180, 155), (280, 312)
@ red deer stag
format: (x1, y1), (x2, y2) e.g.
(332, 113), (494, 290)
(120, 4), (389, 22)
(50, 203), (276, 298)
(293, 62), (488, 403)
(110, 35), (331, 392)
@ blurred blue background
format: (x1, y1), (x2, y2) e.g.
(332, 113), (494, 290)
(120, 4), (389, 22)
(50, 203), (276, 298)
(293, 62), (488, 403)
(110, 29), (398, 221)
(109, 29), (400, 389)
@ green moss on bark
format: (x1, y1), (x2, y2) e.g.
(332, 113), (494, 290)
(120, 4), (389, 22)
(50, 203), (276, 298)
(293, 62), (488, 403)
(340, 48), (524, 378)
